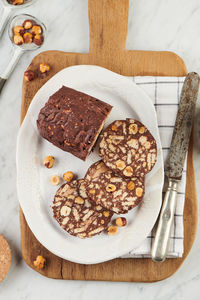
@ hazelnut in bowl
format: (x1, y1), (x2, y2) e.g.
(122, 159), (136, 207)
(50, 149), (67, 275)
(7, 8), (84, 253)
(0, 0), (37, 39)
(2, 0), (36, 6)
(0, 13), (46, 94)
(9, 13), (46, 51)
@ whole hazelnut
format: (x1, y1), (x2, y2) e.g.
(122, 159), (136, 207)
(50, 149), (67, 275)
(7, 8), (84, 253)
(39, 63), (50, 73)
(107, 225), (118, 235)
(43, 156), (55, 168)
(22, 19), (34, 30)
(33, 255), (46, 269)
(63, 171), (74, 182)
(24, 70), (35, 82)
(13, 35), (24, 45)
(33, 34), (43, 46)
(32, 25), (42, 35)
(115, 217), (127, 227)
(23, 32), (33, 44)
(12, 0), (24, 4)
(13, 26), (25, 36)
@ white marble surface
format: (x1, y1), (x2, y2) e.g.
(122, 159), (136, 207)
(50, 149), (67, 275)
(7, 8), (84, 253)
(0, 0), (200, 299)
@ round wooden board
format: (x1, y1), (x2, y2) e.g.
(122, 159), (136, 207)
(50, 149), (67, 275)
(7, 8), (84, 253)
(0, 235), (11, 282)
(19, 0), (197, 282)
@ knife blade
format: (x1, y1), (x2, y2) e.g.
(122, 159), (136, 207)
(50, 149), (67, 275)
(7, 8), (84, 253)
(151, 72), (199, 262)
(165, 72), (199, 180)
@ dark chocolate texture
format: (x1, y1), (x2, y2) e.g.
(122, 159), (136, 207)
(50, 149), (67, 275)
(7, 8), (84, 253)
(37, 86), (112, 160)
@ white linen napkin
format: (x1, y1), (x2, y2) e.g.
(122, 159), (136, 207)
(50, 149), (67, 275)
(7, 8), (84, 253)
(122, 76), (186, 258)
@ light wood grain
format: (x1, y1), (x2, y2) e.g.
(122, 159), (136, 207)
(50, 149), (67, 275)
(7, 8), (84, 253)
(19, 0), (197, 282)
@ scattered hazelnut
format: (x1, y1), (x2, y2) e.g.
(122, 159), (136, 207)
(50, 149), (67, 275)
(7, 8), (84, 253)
(22, 19), (34, 30)
(24, 70), (35, 82)
(12, 0), (24, 5)
(115, 217), (127, 227)
(50, 175), (60, 186)
(13, 26), (25, 36)
(39, 63), (50, 73)
(32, 25), (42, 35)
(23, 32), (33, 44)
(127, 181), (135, 191)
(106, 184), (116, 193)
(13, 35), (24, 45)
(107, 225), (118, 235)
(33, 255), (46, 269)
(63, 171), (74, 182)
(43, 156), (55, 168)
(33, 34), (43, 46)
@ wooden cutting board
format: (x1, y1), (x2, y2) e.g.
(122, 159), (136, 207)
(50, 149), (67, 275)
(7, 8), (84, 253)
(19, 0), (198, 282)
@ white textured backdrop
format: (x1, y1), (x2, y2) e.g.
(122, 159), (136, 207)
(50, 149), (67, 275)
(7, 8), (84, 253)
(0, 0), (200, 299)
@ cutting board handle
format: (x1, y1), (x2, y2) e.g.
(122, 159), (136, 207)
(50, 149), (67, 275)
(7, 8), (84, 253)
(88, 0), (129, 54)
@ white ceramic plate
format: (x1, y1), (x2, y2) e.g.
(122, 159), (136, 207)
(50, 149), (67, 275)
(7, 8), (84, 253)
(16, 65), (164, 264)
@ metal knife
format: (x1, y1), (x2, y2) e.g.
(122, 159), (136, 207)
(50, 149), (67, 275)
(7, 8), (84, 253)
(151, 72), (199, 262)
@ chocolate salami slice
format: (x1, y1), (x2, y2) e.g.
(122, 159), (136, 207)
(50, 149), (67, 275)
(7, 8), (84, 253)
(85, 168), (145, 214)
(99, 119), (157, 177)
(37, 86), (112, 161)
(85, 160), (109, 181)
(52, 179), (113, 238)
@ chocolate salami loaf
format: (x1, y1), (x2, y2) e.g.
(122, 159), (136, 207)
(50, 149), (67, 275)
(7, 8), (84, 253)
(37, 86), (112, 160)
